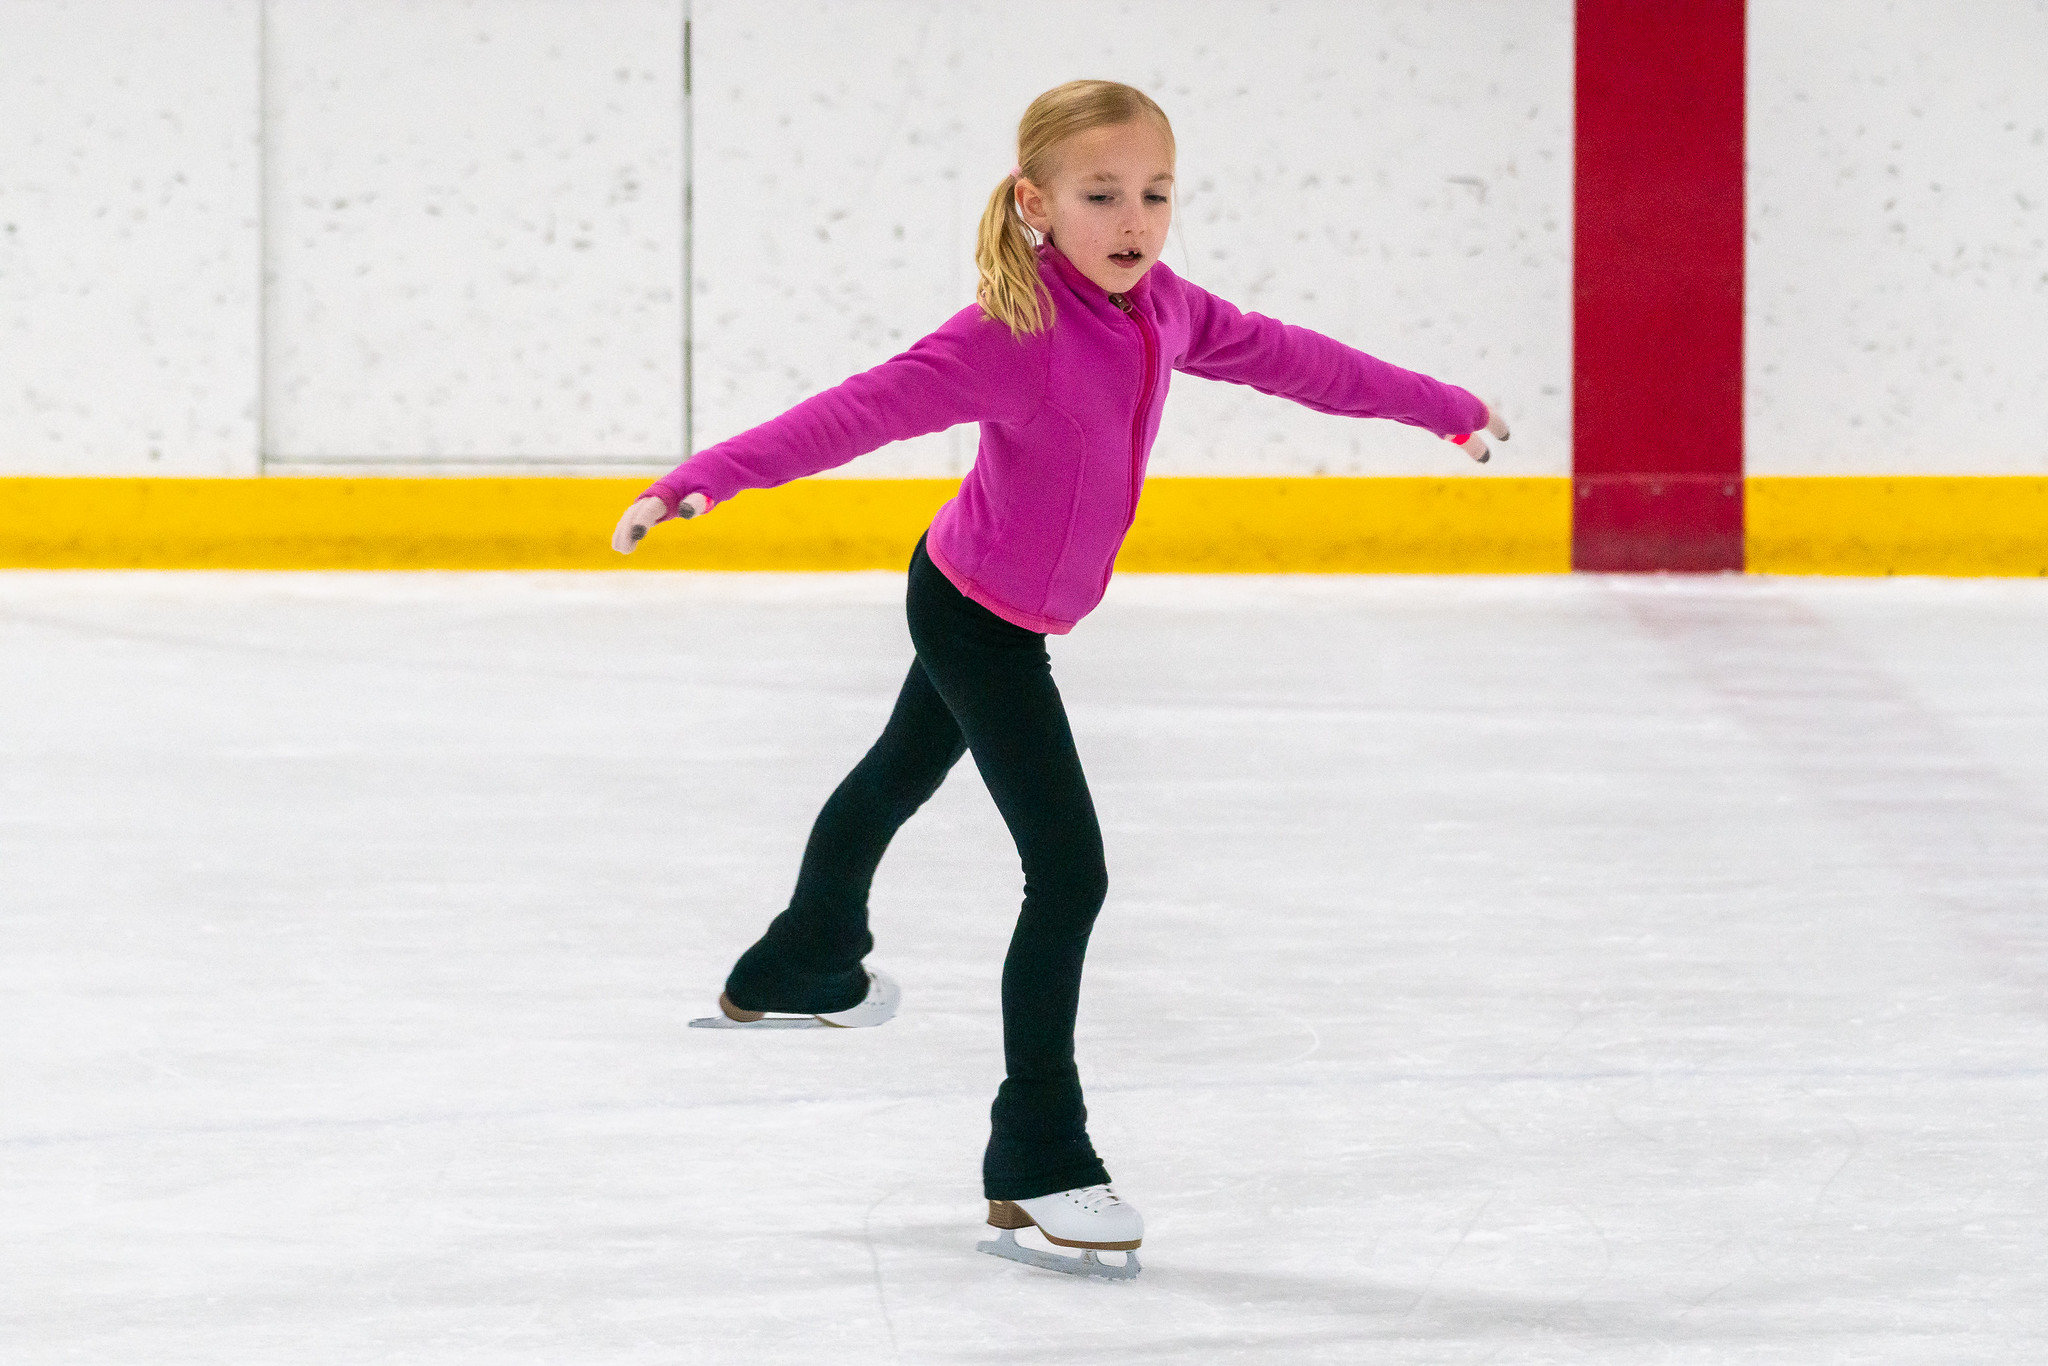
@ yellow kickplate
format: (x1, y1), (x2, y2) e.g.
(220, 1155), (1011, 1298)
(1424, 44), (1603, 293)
(0, 476), (953, 571)
(0, 475), (1572, 573)
(12, 475), (2041, 576)
(1747, 476), (2048, 577)
(1120, 476), (1570, 573)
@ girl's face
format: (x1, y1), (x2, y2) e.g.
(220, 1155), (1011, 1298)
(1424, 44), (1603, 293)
(1016, 119), (1174, 294)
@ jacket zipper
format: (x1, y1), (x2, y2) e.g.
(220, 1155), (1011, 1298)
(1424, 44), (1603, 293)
(1108, 292), (1156, 525)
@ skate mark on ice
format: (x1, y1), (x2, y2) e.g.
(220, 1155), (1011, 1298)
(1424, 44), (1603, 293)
(1620, 581), (2048, 1009)
(1402, 1191), (1499, 1321)
(0, 601), (878, 701)
(1479, 1195), (1617, 1362)
(860, 1180), (907, 1364)
(1078, 1259), (1901, 1354)
(1514, 1001), (1592, 1075)
(1797, 1081), (1868, 1231)
(1276, 998), (1322, 1066)
(8, 1063), (2048, 1153)
(1081, 983), (1319, 1084)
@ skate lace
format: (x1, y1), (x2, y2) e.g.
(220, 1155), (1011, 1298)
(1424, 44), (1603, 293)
(1065, 1184), (1123, 1215)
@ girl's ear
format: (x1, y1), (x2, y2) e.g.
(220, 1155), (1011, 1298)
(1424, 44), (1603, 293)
(1015, 177), (1052, 236)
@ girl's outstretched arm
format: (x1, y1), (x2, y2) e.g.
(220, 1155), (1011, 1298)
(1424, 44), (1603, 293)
(1173, 278), (1502, 457)
(612, 307), (1047, 552)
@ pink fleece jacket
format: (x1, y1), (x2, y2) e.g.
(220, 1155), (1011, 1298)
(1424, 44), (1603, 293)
(643, 242), (1487, 634)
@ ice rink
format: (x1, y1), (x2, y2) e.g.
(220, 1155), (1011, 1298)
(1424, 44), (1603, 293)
(5, 568), (2045, 1364)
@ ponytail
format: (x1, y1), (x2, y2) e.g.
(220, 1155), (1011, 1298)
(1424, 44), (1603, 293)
(976, 173), (1050, 339)
(974, 79), (1176, 340)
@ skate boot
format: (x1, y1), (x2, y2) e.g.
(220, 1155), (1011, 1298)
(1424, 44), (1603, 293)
(688, 968), (900, 1030)
(977, 1184), (1142, 1280)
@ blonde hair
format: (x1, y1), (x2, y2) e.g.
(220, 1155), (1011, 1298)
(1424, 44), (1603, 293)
(976, 80), (1176, 339)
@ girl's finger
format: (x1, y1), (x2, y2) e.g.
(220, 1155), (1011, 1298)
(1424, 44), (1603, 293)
(1487, 408), (1510, 441)
(1443, 431), (1491, 463)
(613, 502), (655, 553)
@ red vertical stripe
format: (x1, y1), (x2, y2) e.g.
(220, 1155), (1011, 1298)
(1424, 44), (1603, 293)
(1574, 0), (1746, 571)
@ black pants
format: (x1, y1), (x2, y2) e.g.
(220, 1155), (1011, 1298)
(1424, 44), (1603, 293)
(724, 537), (1112, 1200)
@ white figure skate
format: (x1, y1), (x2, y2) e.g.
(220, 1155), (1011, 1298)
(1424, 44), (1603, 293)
(977, 1184), (1142, 1280)
(687, 969), (900, 1030)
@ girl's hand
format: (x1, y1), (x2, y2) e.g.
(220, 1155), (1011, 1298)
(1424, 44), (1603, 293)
(1443, 405), (1511, 463)
(611, 493), (708, 553)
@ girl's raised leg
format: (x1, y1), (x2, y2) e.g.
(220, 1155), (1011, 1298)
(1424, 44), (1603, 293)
(723, 657), (966, 1014)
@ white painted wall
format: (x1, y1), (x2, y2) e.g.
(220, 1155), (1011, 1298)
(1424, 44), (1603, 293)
(1747, 0), (2048, 475)
(0, 0), (260, 476)
(11, 2), (2038, 483)
(263, 0), (685, 472)
(692, 0), (1573, 478)
(0, 0), (1566, 480)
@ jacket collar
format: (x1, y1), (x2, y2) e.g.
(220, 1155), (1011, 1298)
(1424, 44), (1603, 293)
(1038, 240), (1155, 309)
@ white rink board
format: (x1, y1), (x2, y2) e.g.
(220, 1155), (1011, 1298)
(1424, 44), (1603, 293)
(0, 0), (260, 476)
(4, 571), (2047, 1363)
(10, 0), (2048, 482)
(1746, 0), (2048, 475)
(262, 0), (686, 466)
(0, 0), (1566, 478)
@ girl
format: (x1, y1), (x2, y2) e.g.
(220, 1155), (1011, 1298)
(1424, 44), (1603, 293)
(611, 79), (1505, 1279)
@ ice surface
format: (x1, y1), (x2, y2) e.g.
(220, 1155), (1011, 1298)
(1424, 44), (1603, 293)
(4, 569), (2046, 1364)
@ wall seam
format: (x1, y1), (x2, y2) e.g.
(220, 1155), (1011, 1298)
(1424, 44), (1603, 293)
(681, 0), (694, 464)
(255, 0), (271, 476)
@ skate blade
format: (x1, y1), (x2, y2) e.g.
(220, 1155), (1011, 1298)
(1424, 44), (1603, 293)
(687, 1015), (827, 1030)
(976, 1228), (1140, 1281)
